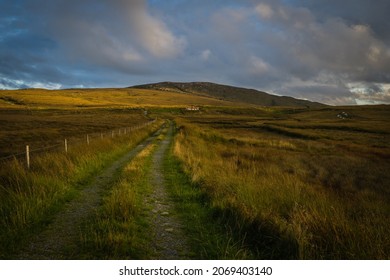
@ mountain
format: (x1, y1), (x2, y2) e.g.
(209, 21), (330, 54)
(131, 81), (325, 107)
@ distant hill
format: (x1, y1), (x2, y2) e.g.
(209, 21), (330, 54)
(131, 81), (325, 107)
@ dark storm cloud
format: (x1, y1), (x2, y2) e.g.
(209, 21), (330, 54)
(292, 0), (390, 43)
(254, 1), (390, 79)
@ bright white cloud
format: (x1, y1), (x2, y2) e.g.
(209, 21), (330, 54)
(0, 76), (62, 89)
(348, 82), (390, 104)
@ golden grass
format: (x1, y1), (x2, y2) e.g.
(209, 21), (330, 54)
(0, 121), (163, 258)
(1, 87), (388, 260)
(0, 108), (149, 157)
(172, 115), (390, 259)
(0, 88), (238, 109)
(0, 87), (243, 157)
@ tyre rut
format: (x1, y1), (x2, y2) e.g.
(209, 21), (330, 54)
(16, 127), (164, 259)
(146, 122), (191, 259)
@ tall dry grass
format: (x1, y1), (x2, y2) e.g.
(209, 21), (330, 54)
(173, 119), (389, 259)
(0, 121), (162, 258)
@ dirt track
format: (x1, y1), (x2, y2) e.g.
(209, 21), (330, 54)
(17, 128), (163, 259)
(17, 123), (190, 259)
(146, 123), (191, 259)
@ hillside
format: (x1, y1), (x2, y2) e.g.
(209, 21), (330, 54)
(131, 81), (325, 108)
(0, 87), (237, 109)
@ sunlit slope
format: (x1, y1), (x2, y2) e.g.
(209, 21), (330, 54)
(0, 88), (240, 108)
(132, 81), (325, 108)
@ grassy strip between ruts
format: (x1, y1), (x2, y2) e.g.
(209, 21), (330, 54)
(78, 131), (163, 259)
(0, 120), (163, 258)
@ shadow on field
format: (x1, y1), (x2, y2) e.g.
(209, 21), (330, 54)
(212, 206), (299, 259)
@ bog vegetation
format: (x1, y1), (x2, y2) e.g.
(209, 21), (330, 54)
(0, 116), (163, 258)
(0, 87), (389, 259)
(172, 106), (390, 259)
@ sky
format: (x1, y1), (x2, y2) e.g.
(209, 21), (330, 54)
(1, 0), (390, 105)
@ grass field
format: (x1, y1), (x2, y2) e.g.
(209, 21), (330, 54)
(0, 108), (152, 158)
(0, 87), (389, 259)
(0, 88), (239, 158)
(0, 88), (237, 109)
(0, 119), (163, 258)
(172, 105), (390, 259)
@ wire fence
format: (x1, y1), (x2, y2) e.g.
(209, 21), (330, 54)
(0, 118), (157, 168)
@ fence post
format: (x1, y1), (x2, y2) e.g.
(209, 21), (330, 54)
(65, 139), (68, 153)
(87, 134), (90, 145)
(26, 145), (30, 169)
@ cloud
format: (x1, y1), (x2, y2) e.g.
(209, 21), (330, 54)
(211, 6), (252, 43)
(348, 82), (390, 104)
(125, 1), (187, 58)
(200, 49), (212, 61)
(253, 1), (390, 79)
(1, 0), (389, 105)
(246, 0), (390, 104)
(40, 0), (186, 61)
(249, 56), (270, 75)
(159, 0), (390, 105)
(0, 75), (62, 90)
(0, 0), (186, 88)
(255, 3), (273, 20)
(292, 0), (390, 43)
(255, 1), (314, 28)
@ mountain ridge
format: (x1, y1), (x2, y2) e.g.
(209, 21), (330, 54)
(130, 81), (325, 107)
